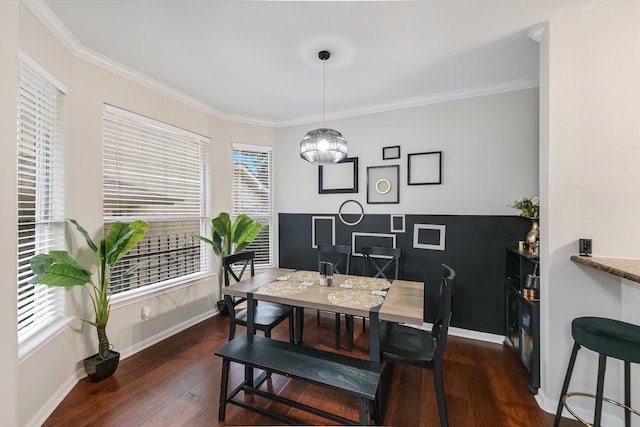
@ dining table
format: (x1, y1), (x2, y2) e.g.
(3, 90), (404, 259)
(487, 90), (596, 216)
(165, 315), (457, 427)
(221, 267), (424, 362)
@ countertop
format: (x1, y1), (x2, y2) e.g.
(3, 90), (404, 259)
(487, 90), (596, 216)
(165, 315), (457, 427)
(571, 255), (640, 284)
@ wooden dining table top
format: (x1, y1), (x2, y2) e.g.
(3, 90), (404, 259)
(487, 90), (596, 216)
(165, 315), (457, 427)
(222, 267), (424, 326)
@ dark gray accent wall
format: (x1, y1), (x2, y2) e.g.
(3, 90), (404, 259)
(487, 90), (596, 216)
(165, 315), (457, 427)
(278, 213), (531, 335)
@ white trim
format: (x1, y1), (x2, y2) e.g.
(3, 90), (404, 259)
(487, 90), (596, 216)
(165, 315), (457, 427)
(24, 0), (539, 128)
(18, 50), (67, 94)
(104, 104), (209, 143)
(232, 142), (273, 153)
(18, 316), (74, 362)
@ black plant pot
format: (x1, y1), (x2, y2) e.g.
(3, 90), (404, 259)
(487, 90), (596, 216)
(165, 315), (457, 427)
(217, 299), (229, 316)
(83, 350), (120, 382)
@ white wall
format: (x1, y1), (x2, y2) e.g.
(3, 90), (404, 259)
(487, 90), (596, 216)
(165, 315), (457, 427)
(0, 1), (20, 426)
(275, 88), (539, 216)
(541, 2), (640, 425)
(9, 4), (276, 426)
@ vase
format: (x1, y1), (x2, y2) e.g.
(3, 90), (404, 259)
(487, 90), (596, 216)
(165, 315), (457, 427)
(526, 219), (539, 248)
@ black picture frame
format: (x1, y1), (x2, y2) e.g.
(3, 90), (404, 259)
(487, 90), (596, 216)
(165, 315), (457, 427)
(407, 151), (442, 185)
(318, 157), (359, 194)
(366, 165), (400, 204)
(382, 145), (401, 160)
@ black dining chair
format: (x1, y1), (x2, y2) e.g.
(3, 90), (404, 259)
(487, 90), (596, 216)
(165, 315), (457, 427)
(376, 264), (455, 427)
(343, 246), (402, 351)
(361, 246), (401, 281)
(223, 251), (295, 343)
(317, 244), (352, 349)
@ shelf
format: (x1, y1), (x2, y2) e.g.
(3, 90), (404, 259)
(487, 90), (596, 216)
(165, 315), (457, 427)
(504, 248), (540, 395)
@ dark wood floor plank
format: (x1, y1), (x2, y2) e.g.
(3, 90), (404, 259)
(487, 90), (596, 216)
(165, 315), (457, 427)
(43, 311), (581, 427)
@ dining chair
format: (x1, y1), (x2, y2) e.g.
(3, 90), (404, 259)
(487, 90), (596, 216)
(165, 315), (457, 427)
(317, 244), (352, 349)
(344, 246), (402, 351)
(223, 251), (295, 343)
(376, 264), (455, 427)
(361, 246), (401, 281)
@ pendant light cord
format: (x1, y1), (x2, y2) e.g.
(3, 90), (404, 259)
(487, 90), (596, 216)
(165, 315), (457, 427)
(322, 57), (326, 128)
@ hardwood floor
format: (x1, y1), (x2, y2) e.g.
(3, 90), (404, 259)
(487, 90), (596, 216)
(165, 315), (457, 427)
(43, 312), (580, 427)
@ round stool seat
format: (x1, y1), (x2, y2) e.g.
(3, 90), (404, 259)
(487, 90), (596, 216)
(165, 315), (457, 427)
(572, 316), (640, 364)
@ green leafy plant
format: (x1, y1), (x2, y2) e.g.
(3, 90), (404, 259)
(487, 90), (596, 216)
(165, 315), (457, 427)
(193, 212), (262, 295)
(30, 219), (149, 360)
(510, 195), (540, 219)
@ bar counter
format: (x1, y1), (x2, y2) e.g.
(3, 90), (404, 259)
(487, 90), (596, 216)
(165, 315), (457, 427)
(571, 255), (640, 284)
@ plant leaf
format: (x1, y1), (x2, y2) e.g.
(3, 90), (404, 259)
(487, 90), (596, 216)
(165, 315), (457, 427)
(69, 219), (98, 254)
(104, 220), (149, 265)
(29, 251), (92, 287)
(234, 223), (262, 253)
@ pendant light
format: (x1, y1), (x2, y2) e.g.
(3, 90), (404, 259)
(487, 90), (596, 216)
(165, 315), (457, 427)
(300, 50), (348, 165)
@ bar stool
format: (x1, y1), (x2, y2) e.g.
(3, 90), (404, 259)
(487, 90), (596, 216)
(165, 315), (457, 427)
(554, 316), (640, 427)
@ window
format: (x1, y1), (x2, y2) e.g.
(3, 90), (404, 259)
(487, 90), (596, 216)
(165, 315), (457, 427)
(17, 54), (66, 342)
(103, 105), (209, 295)
(232, 144), (273, 267)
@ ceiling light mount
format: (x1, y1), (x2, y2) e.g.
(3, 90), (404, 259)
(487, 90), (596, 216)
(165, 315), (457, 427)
(300, 49), (348, 165)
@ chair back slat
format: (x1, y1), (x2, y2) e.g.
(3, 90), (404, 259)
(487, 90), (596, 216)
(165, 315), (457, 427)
(222, 251), (255, 286)
(361, 246), (401, 280)
(318, 244), (352, 275)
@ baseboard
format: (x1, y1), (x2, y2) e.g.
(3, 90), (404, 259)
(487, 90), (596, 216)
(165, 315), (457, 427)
(26, 308), (218, 427)
(118, 308), (217, 359)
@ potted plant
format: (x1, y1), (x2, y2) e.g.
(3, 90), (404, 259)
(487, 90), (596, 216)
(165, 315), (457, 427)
(193, 212), (262, 315)
(30, 219), (149, 382)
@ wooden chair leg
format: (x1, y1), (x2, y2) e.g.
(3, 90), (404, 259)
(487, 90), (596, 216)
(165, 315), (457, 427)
(433, 358), (448, 427)
(218, 358), (230, 421)
(228, 321), (236, 342)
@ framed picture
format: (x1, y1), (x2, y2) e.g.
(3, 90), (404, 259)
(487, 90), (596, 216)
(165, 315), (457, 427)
(382, 145), (401, 160)
(367, 165), (399, 204)
(408, 151), (442, 185)
(318, 157), (358, 194)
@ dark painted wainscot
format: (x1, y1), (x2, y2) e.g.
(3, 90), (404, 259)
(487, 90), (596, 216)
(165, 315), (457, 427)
(279, 213), (531, 336)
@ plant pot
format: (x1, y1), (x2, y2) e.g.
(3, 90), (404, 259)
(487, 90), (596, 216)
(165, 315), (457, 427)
(83, 350), (120, 382)
(217, 299), (229, 316)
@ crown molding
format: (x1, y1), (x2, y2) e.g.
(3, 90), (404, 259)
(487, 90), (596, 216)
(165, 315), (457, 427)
(278, 78), (539, 128)
(23, 0), (539, 129)
(528, 23), (545, 43)
(22, 0), (278, 128)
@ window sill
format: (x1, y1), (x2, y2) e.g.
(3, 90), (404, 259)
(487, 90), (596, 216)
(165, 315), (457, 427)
(18, 316), (75, 362)
(110, 272), (213, 308)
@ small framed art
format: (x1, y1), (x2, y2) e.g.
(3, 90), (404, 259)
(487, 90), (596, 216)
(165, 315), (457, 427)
(318, 157), (359, 194)
(408, 151), (442, 185)
(367, 165), (399, 204)
(382, 145), (401, 160)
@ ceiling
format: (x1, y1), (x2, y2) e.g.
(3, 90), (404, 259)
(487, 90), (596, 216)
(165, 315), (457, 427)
(30, 0), (615, 127)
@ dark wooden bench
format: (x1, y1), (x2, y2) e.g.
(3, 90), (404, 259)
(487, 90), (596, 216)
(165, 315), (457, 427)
(215, 333), (381, 425)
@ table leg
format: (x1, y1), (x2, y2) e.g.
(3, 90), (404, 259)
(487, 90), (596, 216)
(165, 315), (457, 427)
(295, 307), (304, 344)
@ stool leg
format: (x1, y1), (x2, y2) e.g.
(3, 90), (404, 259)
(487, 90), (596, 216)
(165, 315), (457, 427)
(593, 353), (607, 427)
(554, 341), (581, 427)
(625, 360), (631, 427)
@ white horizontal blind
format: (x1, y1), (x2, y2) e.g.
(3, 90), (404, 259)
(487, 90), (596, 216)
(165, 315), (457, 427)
(232, 144), (272, 266)
(103, 106), (209, 295)
(17, 58), (65, 342)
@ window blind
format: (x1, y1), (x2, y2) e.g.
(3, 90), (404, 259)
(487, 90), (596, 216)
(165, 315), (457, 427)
(17, 57), (65, 342)
(232, 144), (273, 267)
(103, 105), (209, 295)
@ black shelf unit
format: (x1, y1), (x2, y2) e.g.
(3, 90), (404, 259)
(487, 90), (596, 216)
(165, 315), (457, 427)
(504, 248), (540, 394)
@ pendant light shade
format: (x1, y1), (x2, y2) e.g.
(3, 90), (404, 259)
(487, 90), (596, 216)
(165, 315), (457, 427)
(300, 50), (348, 165)
(300, 128), (347, 165)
